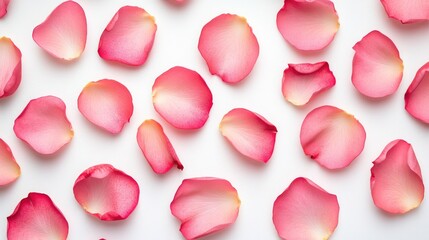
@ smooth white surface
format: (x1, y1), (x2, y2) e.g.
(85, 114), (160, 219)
(1, 0), (429, 239)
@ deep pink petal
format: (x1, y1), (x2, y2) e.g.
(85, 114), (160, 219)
(32, 1), (87, 60)
(13, 96), (73, 155)
(137, 119), (183, 174)
(198, 14), (259, 83)
(78, 79), (133, 134)
(300, 105), (366, 169)
(371, 139), (424, 214)
(0, 139), (20, 186)
(98, 6), (157, 66)
(277, 0), (339, 51)
(170, 177), (240, 239)
(380, 0), (429, 23)
(73, 164), (140, 221)
(152, 66), (213, 129)
(405, 62), (429, 124)
(0, 37), (21, 98)
(352, 30), (403, 98)
(282, 62), (335, 106)
(7, 192), (69, 240)
(0, 0), (10, 18)
(219, 108), (277, 163)
(273, 177), (339, 240)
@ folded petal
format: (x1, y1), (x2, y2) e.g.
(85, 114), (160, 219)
(170, 177), (240, 240)
(405, 62), (429, 124)
(7, 192), (69, 240)
(73, 164), (140, 221)
(137, 119), (183, 174)
(371, 139), (424, 214)
(98, 6), (157, 66)
(219, 108), (277, 163)
(282, 62), (335, 106)
(380, 0), (429, 23)
(198, 14), (259, 83)
(0, 37), (21, 98)
(0, 0), (10, 18)
(13, 96), (73, 155)
(78, 79), (133, 134)
(352, 30), (403, 98)
(32, 1), (87, 60)
(273, 177), (339, 240)
(276, 0), (339, 51)
(152, 66), (213, 129)
(0, 139), (20, 186)
(300, 105), (366, 169)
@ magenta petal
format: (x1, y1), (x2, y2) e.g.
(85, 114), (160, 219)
(0, 138), (20, 186)
(380, 0), (429, 23)
(0, 37), (22, 98)
(405, 62), (429, 124)
(0, 0), (10, 18)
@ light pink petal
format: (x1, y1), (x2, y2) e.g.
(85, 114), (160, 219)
(0, 139), (20, 186)
(13, 96), (73, 155)
(0, 37), (21, 98)
(78, 79), (133, 134)
(137, 119), (183, 174)
(405, 62), (429, 124)
(273, 177), (339, 240)
(7, 192), (69, 240)
(73, 164), (140, 221)
(371, 139), (424, 214)
(98, 6), (157, 66)
(32, 1), (87, 60)
(300, 105), (366, 169)
(198, 14), (259, 83)
(170, 177), (240, 239)
(381, 0), (429, 24)
(282, 62), (335, 106)
(219, 108), (277, 163)
(352, 30), (403, 98)
(276, 0), (339, 51)
(152, 66), (213, 129)
(0, 0), (10, 18)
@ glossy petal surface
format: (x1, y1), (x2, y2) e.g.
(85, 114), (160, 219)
(0, 37), (21, 98)
(0, 139), (20, 186)
(380, 0), (429, 23)
(405, 62), (429, 124)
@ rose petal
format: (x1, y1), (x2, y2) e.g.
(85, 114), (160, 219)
(13, 96), (73, 155)
(281, 62), (336, 106)
(137, 119), (183, 174)
(98, 6), (157, 66)
(152, 66), (213, 129)
(73, 164), (140, 221)
(273, 177), (339, 240)
(0, 37), (21, 98)
(7, 192), (69, 240)
(352, 30), (403, 98)
(170, 177), (240, 239)
(32, 1), (87, 60)
(371, 139), (424, 214)
(219, 108), (277, 163)
(300, 105), (366, 169)
(0, 0), (10, 18)
(405, 62), (429, 124)
(380, 0), (429, 24)
(0, 138), (20, 186)
(276, 0), (339, 51)
(198, 14), (259, 83)
(78, 79), (133, 134)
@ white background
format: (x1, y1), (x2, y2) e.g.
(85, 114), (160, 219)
(1, 0), (429, 239)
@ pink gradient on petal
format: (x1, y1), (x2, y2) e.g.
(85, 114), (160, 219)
(273, 177), (339, 240)
(0, 0), (10, 18)
(170, 177), (240, 239)
(0, 139), (20, 186)
(7, 192), (69, 240)
(300, 105), (366, 169)
(198, 14), (259, 83)
(405, 62), (429, 124)
(380, 0), (429, 23)
(0, 37), (21, 98)
(220, 108), (277, 163)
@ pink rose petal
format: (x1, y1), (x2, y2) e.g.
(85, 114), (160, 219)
(137, 119), (183, 174)
(73, 164), (140, 221)
(7, 192), (69, 240)
(371, 139), (424, 214)
(380, 0), (429, 24)
(78, 79), (133, 134)
(32, 1), (87, 60)
(152, 66), (213, 129)
(0, 0), (10, 18)
(273, 177), (339, 240)
(405, 62), (429, 124)
(276, 0), (339, 51)
(13, 96), (73, 155)
(0, 138), (20, 186)
(98, 6), (157, 66)
(281, 61), (336, 106)
(198, 14), (259, 83)
(219, 108), (277, 163)
(0, 36), (21, 98)
(170, 177), (240, 239)
(300, 105), (366, 169)
(352, 30), (403, 98)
